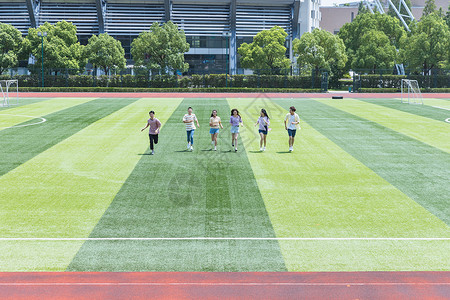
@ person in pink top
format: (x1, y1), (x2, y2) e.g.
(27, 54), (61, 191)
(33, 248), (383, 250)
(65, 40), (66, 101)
(141, 110), (161, 155)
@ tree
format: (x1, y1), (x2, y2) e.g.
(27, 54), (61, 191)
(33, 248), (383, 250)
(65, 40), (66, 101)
(131, 21), (189, 74)
(387, 0), (412, 21)
(357, 1), (369, 15)
(422, 0), (436, 17)
(446, 3), (450, 28)
(352, 30), (397, 71)
(399, 13), (449, 72)
(84, 33), (126, 75)
(0, 23), (27, 74)
(26, 21), (85, 74)
(237, 26), (291, 73)
(293, 28), (347, 73)
(338, 13), (405, 70)
(293, 28), (347, 88)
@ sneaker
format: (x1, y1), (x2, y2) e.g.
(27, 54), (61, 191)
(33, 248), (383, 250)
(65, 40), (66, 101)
(190, 145), (193, 151)
(232, 143), (234, 147)
(151, 150), (155, 155)
(260, 147), (263, 151)
(263, 147), (266, 151)
(290, 147), (294, 152)
(235, 148), (238, 152)
(187, 143), (191, 150)
(214, 146), (217, 151)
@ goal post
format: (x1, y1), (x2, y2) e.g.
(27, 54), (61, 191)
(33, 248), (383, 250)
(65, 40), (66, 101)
(401, 79), (423, 105)
(0, 80), (19, 107)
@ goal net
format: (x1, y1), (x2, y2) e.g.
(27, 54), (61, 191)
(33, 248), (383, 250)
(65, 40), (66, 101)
(401, 79), (423, 105)
(0, 80), (19, 107)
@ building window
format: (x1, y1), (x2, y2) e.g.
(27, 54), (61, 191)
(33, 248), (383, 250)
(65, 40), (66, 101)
(311, 10), (315, 19)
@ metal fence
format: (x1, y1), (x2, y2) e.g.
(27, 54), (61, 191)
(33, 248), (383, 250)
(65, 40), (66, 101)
(352, 69), (450, 91)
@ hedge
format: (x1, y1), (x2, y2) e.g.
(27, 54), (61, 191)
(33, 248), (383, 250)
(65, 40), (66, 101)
(17, 87), (323, 93)
(358, 88), (450, 93)
(2, 73), (323, 89)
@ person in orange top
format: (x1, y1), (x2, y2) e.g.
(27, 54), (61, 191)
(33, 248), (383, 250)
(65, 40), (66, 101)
(209, 109), (223, 151)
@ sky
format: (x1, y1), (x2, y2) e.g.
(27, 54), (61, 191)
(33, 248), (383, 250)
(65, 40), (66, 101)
(320, 0), (359, 7)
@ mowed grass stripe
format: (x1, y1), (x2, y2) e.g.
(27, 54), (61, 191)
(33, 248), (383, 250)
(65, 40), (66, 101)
(67, 98), (286, 272)
(269, 239), (450, 271)
(316, 98), (450, 153)
(0, 97), (95, 130)
(359, 98), (450, 123)
(278, 99), (450, 225)
(0, 98), (182, 271)
(228, 98), (449, 271)
(0, 98), (134, 177)
(0, 97), (48, 111)
(227, 98), (448, 237)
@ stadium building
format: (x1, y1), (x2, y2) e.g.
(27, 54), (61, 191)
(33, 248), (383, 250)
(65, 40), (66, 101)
(0, 0), (321, 74)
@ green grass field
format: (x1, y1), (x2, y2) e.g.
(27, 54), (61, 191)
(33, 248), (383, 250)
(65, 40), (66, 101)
(0, 96), (449, 272)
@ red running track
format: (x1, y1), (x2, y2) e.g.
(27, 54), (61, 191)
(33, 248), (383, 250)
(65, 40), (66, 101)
(18, 92), (450, 98)
(0, 272), (448, 299)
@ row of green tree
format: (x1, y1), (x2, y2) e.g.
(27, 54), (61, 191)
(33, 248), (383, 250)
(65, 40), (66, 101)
(0, 0), (449, 78)
(0, 21), (189, 75)
(237, 0), (448, 85)
(340, 0), (450, 73)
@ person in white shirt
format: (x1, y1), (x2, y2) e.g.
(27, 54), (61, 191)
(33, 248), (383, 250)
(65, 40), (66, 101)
(254, 108), (270, 151)
(284, 106), (300, 152)
(183, 107), (200, 151)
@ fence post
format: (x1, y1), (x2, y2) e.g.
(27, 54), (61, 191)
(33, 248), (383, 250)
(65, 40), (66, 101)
(379, 71), (383, 88)
(433, 68), (437, 88)
(257, 71), (260, 88)
(93, 68), (96, 88)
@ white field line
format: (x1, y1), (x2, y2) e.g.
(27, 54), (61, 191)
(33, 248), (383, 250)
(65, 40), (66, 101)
(432, 106), (450, 111)
(0, 282), (449, 287)
(0, 113), (46, 129)
(0, 237), (449, 241)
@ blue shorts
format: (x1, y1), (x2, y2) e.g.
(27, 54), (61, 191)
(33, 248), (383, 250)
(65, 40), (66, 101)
(259, 129), (268, 135)
(230, 126), (240, 134)
(288, 129), (297, 137)
(210, 128), (219, 134)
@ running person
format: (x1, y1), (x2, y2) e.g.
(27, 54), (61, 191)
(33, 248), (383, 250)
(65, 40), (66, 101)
(230, 108), (243, 152)
(209, 110), (223, 151)
(183, 107), (200, 151)
(254, 108), (270, 151)
(284, 106), (300, 152)
(141, 110), (161, 155)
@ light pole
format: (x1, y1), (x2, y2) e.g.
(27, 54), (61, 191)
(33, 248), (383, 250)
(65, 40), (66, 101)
(223, 32), (230, 88)
(37, 31), (47, 88)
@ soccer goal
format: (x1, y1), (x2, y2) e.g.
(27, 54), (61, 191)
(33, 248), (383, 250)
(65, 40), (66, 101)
(0, 79), (19, 107)
(401, 79), (423, 105)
